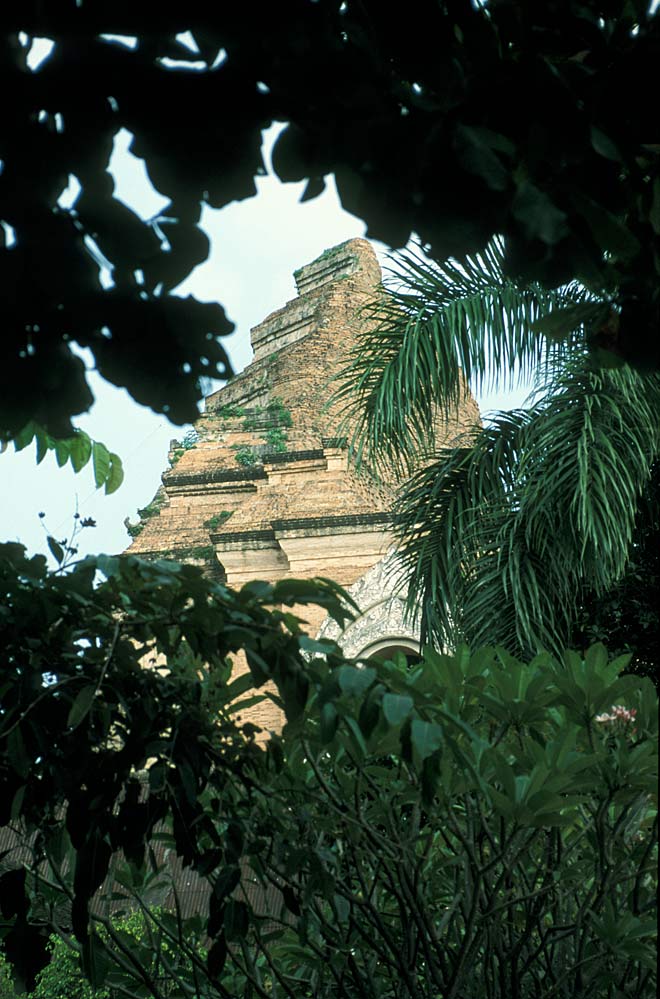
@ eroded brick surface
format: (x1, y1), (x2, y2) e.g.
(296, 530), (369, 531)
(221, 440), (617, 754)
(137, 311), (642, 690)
(125, 238), (480, 735)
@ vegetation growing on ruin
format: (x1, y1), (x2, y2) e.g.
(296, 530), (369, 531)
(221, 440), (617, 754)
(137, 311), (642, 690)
(204, 511), (233, 531)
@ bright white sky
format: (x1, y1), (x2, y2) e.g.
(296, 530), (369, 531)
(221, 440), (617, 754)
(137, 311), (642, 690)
(1, 122), (532, 563)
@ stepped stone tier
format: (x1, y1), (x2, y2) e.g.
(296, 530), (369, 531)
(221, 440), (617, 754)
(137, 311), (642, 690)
(125, 238), (480, 730)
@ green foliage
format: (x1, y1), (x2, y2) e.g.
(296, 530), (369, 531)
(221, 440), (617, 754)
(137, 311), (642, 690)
(574, 462), (660, 683)
(168, 431), (199, 467)
(2, 8), (658, 441)
(0, 954), (16, 999)
(181, 429), (199, 450)
(22, 909), (186, 999)
(338, 243), (660, 659)
(334, 238), (590, 473)
(215, 404), (245, 420)
(234, 447), (257, 467)
(203, 511), (233, 531)
(213, 642), (656, 998)
(179, 545), (215, 561)
(239, 408), (263, 431)
(137, 494), (165, 523)
(266, 399), (292, 429)
(30, 936), (106, 999)
(0, 542), (356, 987)
(402, 363), (658, 657)
(10, 423), (123, 495)
(14, 641), (657, 999)
(125, 492), (166, 541)
(264, 427), (287, 453)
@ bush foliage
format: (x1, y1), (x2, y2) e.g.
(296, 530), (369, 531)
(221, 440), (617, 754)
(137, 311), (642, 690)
(4, 633), (656, 998)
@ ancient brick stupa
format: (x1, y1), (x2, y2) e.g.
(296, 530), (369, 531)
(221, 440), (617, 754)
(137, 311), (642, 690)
(126, 238), (480, 726)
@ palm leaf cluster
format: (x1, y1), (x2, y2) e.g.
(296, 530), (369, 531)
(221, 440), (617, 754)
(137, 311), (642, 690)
(336, 240), (660, 655)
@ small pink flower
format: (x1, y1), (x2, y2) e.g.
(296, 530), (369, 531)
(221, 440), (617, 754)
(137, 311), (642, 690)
(594, 705), (638, 729)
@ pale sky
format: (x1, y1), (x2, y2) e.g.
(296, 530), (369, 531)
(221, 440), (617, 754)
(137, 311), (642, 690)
(1, 123), (531, 563)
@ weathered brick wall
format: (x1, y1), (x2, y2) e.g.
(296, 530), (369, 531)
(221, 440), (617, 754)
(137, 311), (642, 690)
(124, 238), (481, 736)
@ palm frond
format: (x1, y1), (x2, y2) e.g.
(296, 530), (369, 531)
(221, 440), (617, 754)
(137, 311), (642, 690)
(520, 362), (660, 596)
(333, 237), (588, 473)
(393, 411), (530, 649)
(394, 366), (660, 655)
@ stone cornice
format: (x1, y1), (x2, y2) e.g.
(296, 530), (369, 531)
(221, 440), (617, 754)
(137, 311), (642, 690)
(272, 512), (391, 532)
(163, 467), (267, 486)
(264, 448), (325, 465)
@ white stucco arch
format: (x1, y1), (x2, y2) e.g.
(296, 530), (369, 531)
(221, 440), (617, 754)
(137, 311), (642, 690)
(317, 549), (420, 659)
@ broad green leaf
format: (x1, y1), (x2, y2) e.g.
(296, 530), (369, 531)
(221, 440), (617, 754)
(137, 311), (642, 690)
(226, 671), (259, 700)
(104, 452), (123, 493)
(337, 665), (375, 697)
(47, 536), (64, 564)
(67, 684), (96, 728)
(343, 715), (368, 759)
(224, 899), (249, 940)
(512, 181), (568, 244)
(54, 438), (70, 467)
(454, 124), (509, 191)
(382, 693), (413, 726)
(35, 429), (49, 464)
(69, 431), (92, 473)
(213, 865), (241, 902)
(96, 554), (121, 578)
(82, 932), (110, 989)
(7, 728), (30, 778)
(584, 642), (608, 674)
(530, 302), (603, 340)
(574, 195), (641, 261)
(12, 422), (36, 450)
(320, 702), (338, 742)
(411, 719), (443, 761)
(299, 635), (337, 655)
(227, 694), (266, 714)
(240, 579), (273, 600)
(92, 440), (111, 489)
(333, 893), (350, 924)
(590, 126), (622, 162)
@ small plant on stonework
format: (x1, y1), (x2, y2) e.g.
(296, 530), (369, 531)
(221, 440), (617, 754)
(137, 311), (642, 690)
(267, 398), (292, 427)
(181, 429), (198, 450)
(185, 545), (215, 560)
(240, 409), (262, 432)
(216, 404), (245, 420)
(264, 427), (288, 453)
(125, 521), (144, 539)
(137, 495), (165, 522)
(204, 511), (233, 531)
(234, 447), (257, 467)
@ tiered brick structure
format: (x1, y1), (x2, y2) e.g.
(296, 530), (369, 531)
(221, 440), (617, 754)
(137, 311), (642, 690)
(126, 238), (480, 729)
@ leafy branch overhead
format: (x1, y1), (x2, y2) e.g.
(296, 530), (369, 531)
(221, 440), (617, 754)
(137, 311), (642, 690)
(1, 4), (659, 439)
(10, 421), (123, 493)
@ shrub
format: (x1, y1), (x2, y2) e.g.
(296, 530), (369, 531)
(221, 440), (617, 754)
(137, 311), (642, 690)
(10, 640), (658, 999)
(204, 511), (233, 531)
(225, 643), (658, 997)
(234, 447), (257, 467)
(263, 427), (287, 453)
(30, 936), (106, 999)
(0, 954), (16, 999)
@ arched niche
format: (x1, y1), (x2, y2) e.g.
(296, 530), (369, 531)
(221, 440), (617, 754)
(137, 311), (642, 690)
(358, 637), (422, 665)
(317, 550), (420, 659)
